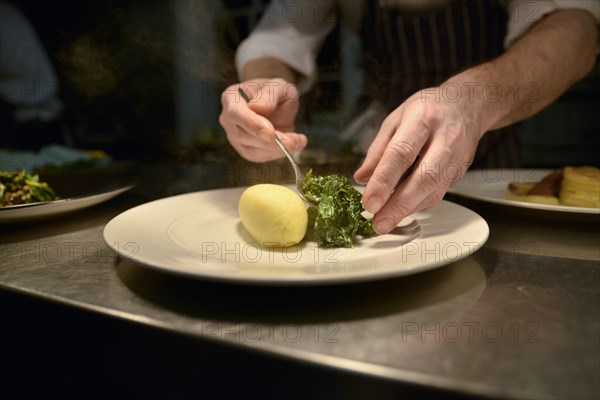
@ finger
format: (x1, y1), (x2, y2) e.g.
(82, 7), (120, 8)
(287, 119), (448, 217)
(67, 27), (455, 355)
(354, 110), (403, 184)
(411, 182), (452, 213)
(370, 176), (452, 234)
(274, 131), (308, 154)
(234, 134), (306, 163)
(229, 128), (308, 163)
(225, 123), (280, 162)
(220, 102), (274, 143)
(243, 79), (298, 115)
(232, 126), (307, 151)
(370, 144), (452, 234)
(361, 118), (432, 214)
(235, 144), (286, 163)
(249, 83), (299, 133)
(376, 163), (455, 231)
(221, 86), (275, 143)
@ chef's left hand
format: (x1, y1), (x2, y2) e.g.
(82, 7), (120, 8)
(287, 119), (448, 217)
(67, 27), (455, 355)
(354, 88), (487, 234)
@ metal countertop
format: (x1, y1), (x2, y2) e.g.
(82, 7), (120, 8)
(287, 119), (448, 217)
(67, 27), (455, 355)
(1, 171), (598, 399)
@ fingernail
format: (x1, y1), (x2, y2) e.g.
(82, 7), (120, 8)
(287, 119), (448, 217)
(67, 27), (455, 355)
(366, 195), (383, 213)
(259, 128), (272, 142)
(355, 175), (370, 185)
(374, 218), (395, 234)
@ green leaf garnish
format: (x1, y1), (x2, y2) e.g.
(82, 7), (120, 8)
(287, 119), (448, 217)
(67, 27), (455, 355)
(300, 170), (376, 248)
(0, 171), (60, 206)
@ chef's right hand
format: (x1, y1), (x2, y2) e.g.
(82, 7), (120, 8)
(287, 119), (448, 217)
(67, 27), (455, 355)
(219, 78), (307, 162)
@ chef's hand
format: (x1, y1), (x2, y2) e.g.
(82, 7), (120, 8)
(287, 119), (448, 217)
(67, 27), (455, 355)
(219, 78), (307, 162)
(354, 88), (486, 234)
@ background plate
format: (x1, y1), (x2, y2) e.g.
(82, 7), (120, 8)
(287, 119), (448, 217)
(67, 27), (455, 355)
(0, 171), (136, 223)
(448, 169), (600, 215)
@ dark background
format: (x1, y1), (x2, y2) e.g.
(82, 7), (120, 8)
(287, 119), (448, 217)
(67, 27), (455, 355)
(5, 0), (600, 166)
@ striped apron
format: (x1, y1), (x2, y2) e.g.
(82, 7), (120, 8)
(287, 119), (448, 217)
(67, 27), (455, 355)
(360, 0), (521, 168)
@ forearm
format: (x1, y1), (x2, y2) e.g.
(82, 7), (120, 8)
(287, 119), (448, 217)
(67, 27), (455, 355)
(241, 57), (300, 85)
(451, 9), (598, 134)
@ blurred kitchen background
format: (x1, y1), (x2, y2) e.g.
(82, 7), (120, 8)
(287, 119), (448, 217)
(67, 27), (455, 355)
(2, 0), (599, 187)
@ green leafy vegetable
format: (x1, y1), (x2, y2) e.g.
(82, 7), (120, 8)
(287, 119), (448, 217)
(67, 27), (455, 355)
(0, 171), (60, 206)
(300, 170), (376, 248)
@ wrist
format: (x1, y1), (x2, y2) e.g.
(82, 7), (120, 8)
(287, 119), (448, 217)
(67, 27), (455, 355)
(242, 58), (299, 85)
(445, 63), (508, 137)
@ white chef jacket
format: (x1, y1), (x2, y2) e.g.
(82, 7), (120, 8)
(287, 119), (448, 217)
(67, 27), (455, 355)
(236, 0), (600, 93)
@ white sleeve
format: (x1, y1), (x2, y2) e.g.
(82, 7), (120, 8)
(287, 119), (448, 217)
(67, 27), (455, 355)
(235, 0), (338, 93)
(505, 0), (600, 48)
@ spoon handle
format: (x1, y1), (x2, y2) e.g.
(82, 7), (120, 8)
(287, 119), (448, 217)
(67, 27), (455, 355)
(273, 136), (302, 185)
(237, 88), (316, 209)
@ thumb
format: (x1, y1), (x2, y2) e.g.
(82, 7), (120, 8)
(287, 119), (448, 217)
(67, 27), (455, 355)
(244, 79), (297, 116)
(247, 95), (278, 116)
(246, 85), (284, 117)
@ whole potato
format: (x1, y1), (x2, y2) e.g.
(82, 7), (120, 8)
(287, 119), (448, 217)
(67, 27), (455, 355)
(238, 184), (308, 247)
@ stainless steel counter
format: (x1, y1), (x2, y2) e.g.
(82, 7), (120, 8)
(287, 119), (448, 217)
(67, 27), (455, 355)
(1, 171), (598, 399)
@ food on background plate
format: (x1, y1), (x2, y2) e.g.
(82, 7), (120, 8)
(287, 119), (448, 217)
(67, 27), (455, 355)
(504, 170), (561, 205)
(238, 184), (308, 247)
(300, 170), (376, 248)
(0, 171), (61, 207)
(505, 166), (599, 208)
(559, 166), (600, 208)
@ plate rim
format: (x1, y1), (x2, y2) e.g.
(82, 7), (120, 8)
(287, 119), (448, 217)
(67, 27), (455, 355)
(103, 187), (490, 286)
(448, 168), (600, 215)
(0, 183), (135, 222)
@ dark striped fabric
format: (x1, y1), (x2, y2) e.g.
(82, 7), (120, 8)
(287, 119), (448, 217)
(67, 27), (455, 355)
(360, 0), (521, 168)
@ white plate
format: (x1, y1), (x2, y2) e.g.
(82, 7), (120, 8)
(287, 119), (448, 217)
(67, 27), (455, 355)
(448, 169), (600, 215)
(103, 187), (489, 286)
(0, 184), (134, 223)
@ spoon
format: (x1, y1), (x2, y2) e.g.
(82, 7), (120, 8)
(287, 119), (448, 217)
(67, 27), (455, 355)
(237, 88), (316, 209)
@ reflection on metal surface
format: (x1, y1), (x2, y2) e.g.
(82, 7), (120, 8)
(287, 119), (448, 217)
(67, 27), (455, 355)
(1, 172), (599, 400)
(110, 257), (490, 395)
(114, 257), (485, 324)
